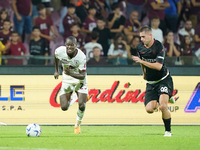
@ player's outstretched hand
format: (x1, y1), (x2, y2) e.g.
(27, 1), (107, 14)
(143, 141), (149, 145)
(132, 55), (142, 63)
(54, 71), (59, 79)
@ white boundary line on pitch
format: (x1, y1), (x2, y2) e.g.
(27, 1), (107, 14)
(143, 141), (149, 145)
(0, 147), (62, 150)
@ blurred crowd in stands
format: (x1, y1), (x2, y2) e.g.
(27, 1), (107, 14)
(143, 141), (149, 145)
(0, 0), (200, 66)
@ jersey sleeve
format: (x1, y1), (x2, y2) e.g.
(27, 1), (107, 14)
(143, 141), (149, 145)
(156, 44), (165, 64)
(79, 57), (86, 71)
(136, 44), (141, 58)
(54, 47), (60, 59)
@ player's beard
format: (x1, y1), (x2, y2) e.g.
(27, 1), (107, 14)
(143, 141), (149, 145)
(67, 49), (77, 58)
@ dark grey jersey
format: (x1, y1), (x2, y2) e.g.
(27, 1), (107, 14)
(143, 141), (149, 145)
(137, 40), (169, 81)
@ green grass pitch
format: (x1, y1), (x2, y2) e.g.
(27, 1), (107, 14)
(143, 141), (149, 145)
(0, 126), (200, 150)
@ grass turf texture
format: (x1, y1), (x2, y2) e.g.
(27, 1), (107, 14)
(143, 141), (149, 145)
(0, 126), (199, 150)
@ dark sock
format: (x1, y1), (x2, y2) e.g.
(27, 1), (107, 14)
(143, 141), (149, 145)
(162, 118), (171, 132)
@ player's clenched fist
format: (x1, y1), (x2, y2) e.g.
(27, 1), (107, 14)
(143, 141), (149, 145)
(54, 71), (59, 79)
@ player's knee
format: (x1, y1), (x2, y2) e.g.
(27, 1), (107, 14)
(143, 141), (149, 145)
(61, 106), (69, 111)
(159, 104), (167, 112)
(79, 103), (85, 111)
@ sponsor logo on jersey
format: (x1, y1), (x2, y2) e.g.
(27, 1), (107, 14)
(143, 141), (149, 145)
(142, 57), (156, 63)
(61, 59), (69, 64)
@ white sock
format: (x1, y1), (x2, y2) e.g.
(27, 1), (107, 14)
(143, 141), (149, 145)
(75, 109), (85, 127)
(69, 93), (78, 108)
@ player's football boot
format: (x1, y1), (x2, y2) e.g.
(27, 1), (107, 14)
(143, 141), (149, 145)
(168, 96), (178, 104)
(74, 126), (81, 134)
(164, 131), (171, 137)
(87, 95), (90, 102)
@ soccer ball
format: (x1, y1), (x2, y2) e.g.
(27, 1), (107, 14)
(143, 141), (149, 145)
(26, 123), (41, 137)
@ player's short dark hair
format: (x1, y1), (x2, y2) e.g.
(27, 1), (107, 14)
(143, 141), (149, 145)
(37, 3), (45, 11)
(70, 22), (80, 28)
(11, 31), (18, 35)
(97, 16), (106, 22)
(65, 36), (77, 45)
(88, 5), (96, 10)
(140, 26), (152, 33)
(111, 2), (120, 11)
(91, 31), (99, 40)
(67, 3), (76, 9)
(32, 26), (40, 31)
(151, 16), (160, 20)
(3, 19), (10, 24)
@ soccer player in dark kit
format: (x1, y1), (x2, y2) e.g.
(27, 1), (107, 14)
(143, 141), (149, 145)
(132, 26), (175, 137)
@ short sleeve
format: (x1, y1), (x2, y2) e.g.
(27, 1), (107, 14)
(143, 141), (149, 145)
(55, 48), (59, 58)
(79, 57), (86, 71)
(136, 44), (141, 58)
(156, 44), (165, 64)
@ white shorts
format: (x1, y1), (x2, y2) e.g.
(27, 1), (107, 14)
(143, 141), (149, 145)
(60, 82), (88, 96)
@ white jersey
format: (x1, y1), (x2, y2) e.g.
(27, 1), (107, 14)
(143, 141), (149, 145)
(55, 46), (87, 84)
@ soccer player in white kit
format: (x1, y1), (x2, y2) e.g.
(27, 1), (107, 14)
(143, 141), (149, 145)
(54, 36), (88, 134)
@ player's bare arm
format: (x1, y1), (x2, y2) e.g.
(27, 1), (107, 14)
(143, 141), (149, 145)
(54, 55), (60, 79)
(132, 55), (163, 71)
(64, 68), (86, 80)
(140, 64), (146, 80)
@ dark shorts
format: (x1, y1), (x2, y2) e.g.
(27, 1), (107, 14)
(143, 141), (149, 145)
(144, 75), (174, 106)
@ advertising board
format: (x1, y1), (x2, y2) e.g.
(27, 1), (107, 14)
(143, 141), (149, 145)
(0, 75), (199, 125)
